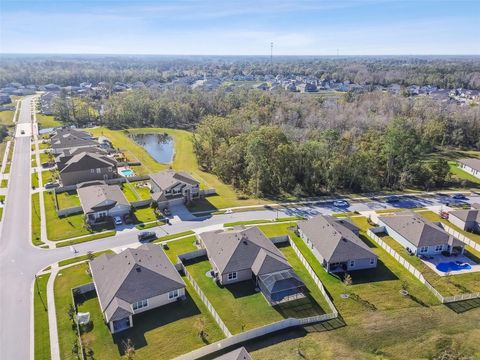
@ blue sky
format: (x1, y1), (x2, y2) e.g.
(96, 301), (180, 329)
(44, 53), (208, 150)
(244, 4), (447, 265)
(1, 0), (479, 55)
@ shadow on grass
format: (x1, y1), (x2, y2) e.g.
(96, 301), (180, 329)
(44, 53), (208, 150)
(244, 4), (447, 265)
(274, 294), (326, 318)
(329, 260), (398, 285)
(359, 233), (378, 248)
(446, 298), (480, 313)
(187, 197), (218, 213)
(112, 290), (203, 355)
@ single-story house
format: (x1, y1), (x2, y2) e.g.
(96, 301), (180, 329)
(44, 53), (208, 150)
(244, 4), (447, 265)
(297, 215), (378, 273)
(378, 212), (465, 256)
(89, 244), (186, 333)
(449, 206), (480, 233)
(78, 183), (130, 224)
(458, 158), (480, 180)
(150, 170), (200, 207)
(51, 128), (98, 154)
(199, 226), (305, 305)
(59, 152), (118, 186)
(214, 347), (252, 360)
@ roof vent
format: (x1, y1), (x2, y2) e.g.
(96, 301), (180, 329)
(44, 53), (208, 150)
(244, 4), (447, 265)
(136, 267), (141, 272)
(243, 240), (248, 245)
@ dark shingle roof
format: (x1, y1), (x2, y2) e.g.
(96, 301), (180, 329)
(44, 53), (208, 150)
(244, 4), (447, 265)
(89, 244), (185, 323)
(297, 215), (377, 263)
(200, 227), (291, 275)
(51, 129), (98, 150)
(449, 209), (480, 223)
(60, 152), (117, 174)
(214, 347), (252, 360)
(150, 170), (199, 190)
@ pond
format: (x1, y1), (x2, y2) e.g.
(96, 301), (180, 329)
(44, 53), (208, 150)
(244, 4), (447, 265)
(129, 133), (175, 164)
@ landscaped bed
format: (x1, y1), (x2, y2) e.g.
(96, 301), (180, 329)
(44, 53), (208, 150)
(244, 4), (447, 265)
(55, 263), (224, 360)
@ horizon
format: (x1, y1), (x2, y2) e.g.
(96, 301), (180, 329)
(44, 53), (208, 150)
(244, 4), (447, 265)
(1, 0), (480, 55)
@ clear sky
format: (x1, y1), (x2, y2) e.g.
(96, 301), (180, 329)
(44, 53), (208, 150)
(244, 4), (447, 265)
(1, 0), (479, 55)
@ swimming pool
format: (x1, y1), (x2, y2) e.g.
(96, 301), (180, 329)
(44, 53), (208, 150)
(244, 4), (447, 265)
(436, 261), (472, 272)
(121, 169), (135, 177)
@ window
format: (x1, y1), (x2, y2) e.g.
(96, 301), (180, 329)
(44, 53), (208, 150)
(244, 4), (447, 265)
(370, 258), (375, 265)
(168, 289), (179, 299)
(108, 167), (112, 172)
(96, 168), (101, 174)
(420, 246), (428, 253)
(227, 272), (237, 281)
(349, 260), (355, 267)
(90, 169), (94, 173)
(132, 299), (148, 310)
(435, 245), (443, 252)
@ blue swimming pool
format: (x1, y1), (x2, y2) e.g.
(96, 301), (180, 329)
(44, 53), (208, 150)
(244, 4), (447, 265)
(121, 169), (135, 177)
(436, 261), (472, 272)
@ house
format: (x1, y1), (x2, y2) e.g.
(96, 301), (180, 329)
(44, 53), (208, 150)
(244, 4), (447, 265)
(50, 128), (98, 154)
(449, 205), (480, 233)
(89, 244), (186, 333)
(214, 347), (252, 360)
(150, 170), (200, 208)
(199, 226), (305, 305)
(56, 147), (109, 171)
(458, 158), (480, 179)
(297, 215), (378, 273)
(378, 212), (465, 256)
(77, 183), (130, 224)
(59, 152), (118, 186)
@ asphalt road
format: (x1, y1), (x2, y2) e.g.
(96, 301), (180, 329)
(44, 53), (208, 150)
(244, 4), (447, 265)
(1, 98), (480, 359)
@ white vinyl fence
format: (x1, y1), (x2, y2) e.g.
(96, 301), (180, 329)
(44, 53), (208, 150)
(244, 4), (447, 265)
(367, 228), (480, 304)
(443, 224), (480, 252)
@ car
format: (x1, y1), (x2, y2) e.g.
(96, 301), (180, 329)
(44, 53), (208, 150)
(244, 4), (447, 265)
(44, 182), (59, 189)
(137, 231), (157, 242)
(113, 216), (123, 225)
(452, 193), (467, 200)
(225, 209), (233, 214)
(20, 130), (25, 135)
(333, 200), (349, 207)
(386, 195), (400, 203)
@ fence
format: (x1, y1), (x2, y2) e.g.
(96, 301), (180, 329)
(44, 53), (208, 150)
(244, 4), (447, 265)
(57, 206), (83, 217)
(270, 235), (289, 244)
(177, 249), (207, 262)
(131, 199), (152, 208)
(200, 188), (217, 196)
(367, 228), (480, 304)
(443, 224), (480, 252)
(182, 266), (232, 338)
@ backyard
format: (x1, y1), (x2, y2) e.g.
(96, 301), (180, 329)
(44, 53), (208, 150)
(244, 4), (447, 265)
(121, 181), (151, 202)
(56, 191), (81, 210)
(54, 263), (224, 360)
(36, 114), (62, 128)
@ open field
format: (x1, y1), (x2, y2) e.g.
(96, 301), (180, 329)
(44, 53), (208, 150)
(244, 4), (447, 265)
(54, 263), (224, 360)
(0, 111), (15, 126)
(34, 273), (51, 360)
(36, 114), (62, 128)
(88, 127), (268, 209)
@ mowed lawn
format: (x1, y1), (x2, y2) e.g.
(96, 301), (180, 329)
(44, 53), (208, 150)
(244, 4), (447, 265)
(88, 127), (267, 210)
(34, 274), (51, 360)
(36, 114), (62, 128)
(162, 235), (198, 263)
(56, 191), (81, 209)
(449, 161), (480, 185)
(0, 110), (15, 127)
(56, 263), (224, 360)
(32, 193), (42, 245)
(258, 219), (440, 321)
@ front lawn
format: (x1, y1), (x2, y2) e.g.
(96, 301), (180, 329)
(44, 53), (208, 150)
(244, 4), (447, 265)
(55, 263), (224, 360)
(39, 142), (50, 150)
(56, 191), (81, 210)
(34, 273), (51, 360)
(58, 250), (114, 267)
(0, 179), (8, 188)
(258, 222), (297, 238)
(32, 193), (43, 245)
(41, 170), (58, 185)
(32, 172), (39, 188)
(36, 114), (62, 128)
(133, 206), (159, 224)
(162, 235), (198, 263)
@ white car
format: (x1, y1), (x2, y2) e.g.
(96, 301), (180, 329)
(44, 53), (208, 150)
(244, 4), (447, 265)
(113, 216), (123, 225)
(225, 209), (233, 214)
(333, 200), (349, 207)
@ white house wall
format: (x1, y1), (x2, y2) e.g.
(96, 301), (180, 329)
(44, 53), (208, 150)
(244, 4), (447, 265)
(133, 287), (186, 315)
(460, 163), (480, 179)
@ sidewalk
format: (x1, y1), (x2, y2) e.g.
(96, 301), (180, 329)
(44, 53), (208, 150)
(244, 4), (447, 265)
(46, 264), (60, 360)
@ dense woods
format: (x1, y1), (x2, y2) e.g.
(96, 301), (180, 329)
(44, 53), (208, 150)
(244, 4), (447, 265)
(1, 55), (480, 89)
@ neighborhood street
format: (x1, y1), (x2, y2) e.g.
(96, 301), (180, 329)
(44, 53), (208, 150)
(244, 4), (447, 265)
(1, 98), (480, 359)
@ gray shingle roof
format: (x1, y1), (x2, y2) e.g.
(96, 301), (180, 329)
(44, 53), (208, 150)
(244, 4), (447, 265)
(214, 347), (252, 360)
(449, 209), (480, 223)
(297, 215), (377, 263)
(150, 170), (199, 190)
(51, 129), (98, 150)
(200, 227), (291, 275)
(60, 152), (117, 174)
(89, 244), (185, 323)
(459, 158), (480, 172)
(379, 212), (464, 248)
(77, 184), (129, 214)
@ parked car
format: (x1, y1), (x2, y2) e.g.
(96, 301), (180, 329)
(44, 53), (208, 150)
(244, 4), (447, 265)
(452, 193), (467, 200)
(20, 130), (25, 134)
(137, 231), (157, 242)
(113, 216), (123, 226)
(225, 209), (233, 214)
(44, 182), (59, 189)
(333, 200), (349, 207)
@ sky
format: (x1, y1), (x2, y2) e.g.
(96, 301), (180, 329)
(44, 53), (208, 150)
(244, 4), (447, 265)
(1, 0), (479, 55)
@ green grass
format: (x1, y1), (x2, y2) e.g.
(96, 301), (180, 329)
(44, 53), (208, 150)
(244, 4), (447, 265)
(44, 191), (112, 241)
(32, 193), (43, 246)
(153, 230), (196, 244)
(4, 163), (11, 174)
(41, 170), (57, 185)
(377, 231), (480, 297)
(58, 250), (114, 267)
(56, 191), (81, 209)
(120, 182), (138, 202)
(34, 273), (51, 360)
(0, 179), (8, 188)
(224, 216), (304, 228)
(128, 180), (152, 200)
(55, 231), (116, 248)
(135, 221), (165, 230)
(133, 206), (159, 224)
(37, 114), (62, 128)
(88, 127), (268, 209)
(39, 152), (52, 164)
(55, 263), (223, 360)
(0, 110), (15, 126)
(258, 222), (297, 238)
(449, 161), (480, 185)
(32, 172), (39, 188)
(0, 207), (3, 221)
(186, 258), (284, 334)
(39, 142), (50, 150)
(162, 235), (198, 263)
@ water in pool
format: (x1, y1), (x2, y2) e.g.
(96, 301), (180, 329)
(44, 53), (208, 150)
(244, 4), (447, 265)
(436, 261), (472, 272)
(121, 169), (135, 177)
(130, 133), (174, 164)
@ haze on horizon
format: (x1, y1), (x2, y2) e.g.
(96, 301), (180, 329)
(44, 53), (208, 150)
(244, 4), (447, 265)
(1, 0), (480, 56)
